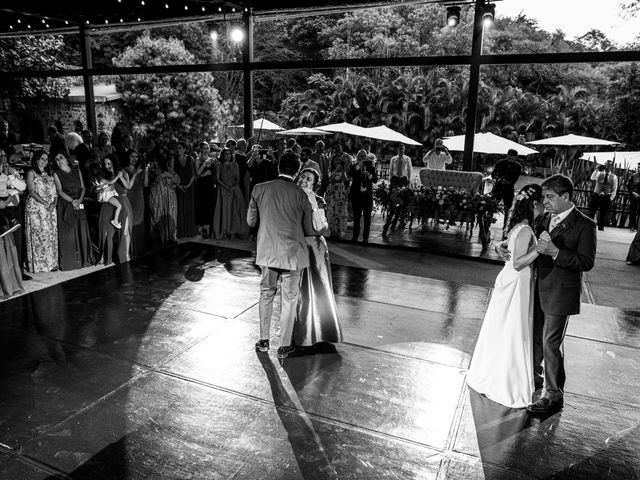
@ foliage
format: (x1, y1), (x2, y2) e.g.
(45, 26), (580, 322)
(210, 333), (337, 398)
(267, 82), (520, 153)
(0, 36), (72, 102)
(602, 62), (640, 149)
(113, 33), (230, 146)
(373, 183), (502, 235)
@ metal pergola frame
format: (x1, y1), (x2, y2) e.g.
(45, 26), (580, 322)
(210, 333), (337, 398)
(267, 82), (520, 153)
(1, 0), (640, 170)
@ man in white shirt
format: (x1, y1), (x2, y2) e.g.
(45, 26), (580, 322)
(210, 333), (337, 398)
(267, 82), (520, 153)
(422, 138), (452, 170)
(388, 144), (412, 188)
(588, 160), (618, 231)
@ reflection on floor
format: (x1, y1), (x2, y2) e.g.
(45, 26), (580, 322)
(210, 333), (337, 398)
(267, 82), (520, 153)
(0, 242), (638, 479)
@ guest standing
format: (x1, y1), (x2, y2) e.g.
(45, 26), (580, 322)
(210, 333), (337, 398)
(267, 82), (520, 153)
(94, 132), (115, 163)
(25, 151), (58, 273)
(97, 155), (132, 264)
(213, 148), (247, 239)
(626, 162), (640, 231)
(492, 149), (523, 233)
(52, 152), (94, 270)
(173, 141), (197, 238)
(325, 157), (349, 239)
(349, 150), (378, 243)
(422, 138), (452, 170)
(588, 160), (617, 231)
(194, 142), (218, 240)
(0, 203), (24, 298)
(124, 149), (149, 257)
(148, 154), (180, 246)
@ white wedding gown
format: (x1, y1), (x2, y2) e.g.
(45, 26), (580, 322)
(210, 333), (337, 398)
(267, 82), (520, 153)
(467, 223), (535, 408)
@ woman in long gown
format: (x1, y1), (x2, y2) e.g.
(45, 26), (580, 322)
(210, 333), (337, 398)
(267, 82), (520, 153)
(97, 155), (133, 264)
(194, 142), (217, 240)
(173, 141), (197, 238)
(53, 152), (94, 271)
(0, 200), (24, 299)
(124, 149), (149, 258)
(626, 229), (640, 265)
(148, 154), (180, 247)
(25, 150), (58, 273)
(324, 157), (349, 239)
(293, 168), (343, 347)
(212, 148), (247, 239)
(466, 184), (544, 408)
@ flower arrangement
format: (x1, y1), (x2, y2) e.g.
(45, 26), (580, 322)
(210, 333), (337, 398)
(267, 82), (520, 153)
(373, 183), (503, 248)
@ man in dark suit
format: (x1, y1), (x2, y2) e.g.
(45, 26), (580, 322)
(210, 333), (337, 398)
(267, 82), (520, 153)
(492, 149), (522, 232)
(526, 174), (597, 414)
(247, 152), (318, 359)
(349, 150), (378, 243)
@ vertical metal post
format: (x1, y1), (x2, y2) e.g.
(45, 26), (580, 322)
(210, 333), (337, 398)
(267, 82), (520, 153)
(242, 8), (254, 141)
(462, 0), (486, 171)
(78, 24), (96, 135)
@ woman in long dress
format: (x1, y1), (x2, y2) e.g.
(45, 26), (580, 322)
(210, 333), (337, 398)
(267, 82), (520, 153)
(194, 142), (217, 240)
(52, 152), (94, 270)
(0, 201), (24, 299)
(324, 157), (349, 239)
(466, 184), (544, 408)
(173, 141), (197, 238)
(212, 148), (247, 239)
(97, 155), (133, 264)
(25, 150), (58, 273)
(293, 168), (343, 346)
(124, 149), (149, 258)
(148, 154), (180, 247)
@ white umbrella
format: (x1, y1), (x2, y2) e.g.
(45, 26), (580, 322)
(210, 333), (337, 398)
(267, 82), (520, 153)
(315, 122), (370, 137)
(276, 127), (329, 136)
(580, 151), (640, 166)
(442, 132), (539, 156)
(235, 118), (284, 131)
(527, 134), (620, 147)
(362, 126), (422, 146)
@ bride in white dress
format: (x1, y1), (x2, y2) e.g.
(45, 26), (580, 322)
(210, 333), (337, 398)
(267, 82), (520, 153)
(467, 184), (545, 408)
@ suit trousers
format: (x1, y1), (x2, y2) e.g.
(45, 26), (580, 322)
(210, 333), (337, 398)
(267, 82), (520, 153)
(492, 182), (515, 229)
(588, 193), (611, 229)
(351, 194), (373, 242)
(259, 266), (302, 347)
(628, 194), (639, 230)
(533, 287), (569, 401)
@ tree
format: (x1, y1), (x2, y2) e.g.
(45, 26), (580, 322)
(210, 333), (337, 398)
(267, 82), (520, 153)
(113, 32), (230, 146)
(603, 62), (640, 148)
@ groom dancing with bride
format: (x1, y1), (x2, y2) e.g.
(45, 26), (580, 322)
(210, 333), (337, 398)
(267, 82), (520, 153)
(467, 174), (596, 414)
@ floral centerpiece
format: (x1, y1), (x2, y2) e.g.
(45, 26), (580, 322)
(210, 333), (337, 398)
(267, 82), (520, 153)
(373, 183), (503, 249)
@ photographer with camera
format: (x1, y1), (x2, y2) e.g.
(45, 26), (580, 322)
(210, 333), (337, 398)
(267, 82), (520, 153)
(422, 138), (452, 171)
(588, 160), (617, 231)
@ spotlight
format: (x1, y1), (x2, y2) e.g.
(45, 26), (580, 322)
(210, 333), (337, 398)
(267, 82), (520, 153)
(230, 26), (244, 43)
(210, 30), (218, 42)
(446, 6), (461, 27)
(482, 3), (495, 27)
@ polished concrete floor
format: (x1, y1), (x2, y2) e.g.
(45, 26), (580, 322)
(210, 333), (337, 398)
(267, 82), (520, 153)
(1, 242), (639, 479)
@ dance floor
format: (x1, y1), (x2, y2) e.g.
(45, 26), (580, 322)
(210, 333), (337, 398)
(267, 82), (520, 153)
(0, 242), (638, 479)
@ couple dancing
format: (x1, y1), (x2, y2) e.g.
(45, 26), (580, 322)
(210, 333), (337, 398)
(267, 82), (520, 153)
(467, 174), (596, 413)
(248, 152), (343, 359)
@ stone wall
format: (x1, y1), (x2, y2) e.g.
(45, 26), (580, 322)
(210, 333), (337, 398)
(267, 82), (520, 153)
(11, 100), (123, 144)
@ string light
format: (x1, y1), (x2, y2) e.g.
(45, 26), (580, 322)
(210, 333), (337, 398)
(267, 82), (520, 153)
(41, 19), (46, 24)
(231, 7), (235, 12)
(141, 0), (145, 5)
(46, 23), (50, 28)
(120, 18), (124, 22)
(218, 7), (222, 12)
(27, 24), (31, 29)
(202, 6), (205, 11)
(165, 3), (169, 8)
(9, 25), (13, 29)
(137, 17), (141, 21)
(65, 20), (69, 25)
(17, 19), (21, 24)
(86, 20), (90, 24)
(105, 19), (109, 24)
(184, 4), (188, 10)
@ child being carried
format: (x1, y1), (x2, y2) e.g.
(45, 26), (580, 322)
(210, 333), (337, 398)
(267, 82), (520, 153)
(92, 169), (123, 229)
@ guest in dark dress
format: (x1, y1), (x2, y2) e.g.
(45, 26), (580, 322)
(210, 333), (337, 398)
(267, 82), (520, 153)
(212, 148), (247, 239)
(194, 142), (218, 240)
(97, 155), (132, 264)
(124, 149), (149, 258)
(52, 153), (95, 271)
(172, 141), (197, 238)
(626, 230), (640, 265)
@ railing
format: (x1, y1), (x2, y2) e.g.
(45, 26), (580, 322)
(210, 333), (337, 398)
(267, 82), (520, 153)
(573, 188), (635, 228)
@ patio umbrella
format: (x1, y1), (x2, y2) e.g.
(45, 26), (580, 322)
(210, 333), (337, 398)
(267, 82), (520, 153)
(526, 134), (620, 147)
(362, 126), (422, 146)
(276, 127), (329, 136)
(315, 122), (370, 137)
(442, 132), (539, 156)
(235, 118), (284, 131)
(580, 151), (640, 166)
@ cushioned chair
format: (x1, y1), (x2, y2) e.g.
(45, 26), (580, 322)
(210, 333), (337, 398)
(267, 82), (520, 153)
(419, 168), (483, 193)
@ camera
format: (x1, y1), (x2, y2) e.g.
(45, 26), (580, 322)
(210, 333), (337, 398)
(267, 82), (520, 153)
(258, 149), (269, 158)
(597, 165), (605, 171)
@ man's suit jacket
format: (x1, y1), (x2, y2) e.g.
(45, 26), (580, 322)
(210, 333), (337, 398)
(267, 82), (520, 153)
(535, 208), (597, 316)
(349, 161), (378, 200)
(247, 176), (316, 270)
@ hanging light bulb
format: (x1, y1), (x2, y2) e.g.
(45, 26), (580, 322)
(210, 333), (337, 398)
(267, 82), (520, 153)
(482, 3), (496, 27)
(184, 4), (188, 10)
(17, 18), (21, 23)
(210, 30), (218, 42)
(218, 7), (222, 12)
(9, 25), (13, 29)
(41, 19), (46, 24)
(120, 18), (124, 22)
(446, 6), (461, 27)
(165, 3), (169, 8)
(230, 26), (244, 43)
(202, 6), (205, 12)
(141, 0), (145, 5)
(138, 17), (142, 21)
(45, 23), (50, 28)
(65, 20), (69, 25)
(105, 19), (109, 24)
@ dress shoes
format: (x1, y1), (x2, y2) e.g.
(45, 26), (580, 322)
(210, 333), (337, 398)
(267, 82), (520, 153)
(277, 345), (295, 359)
(255, 339), (269, 352)
(526, 397), (563, 415)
